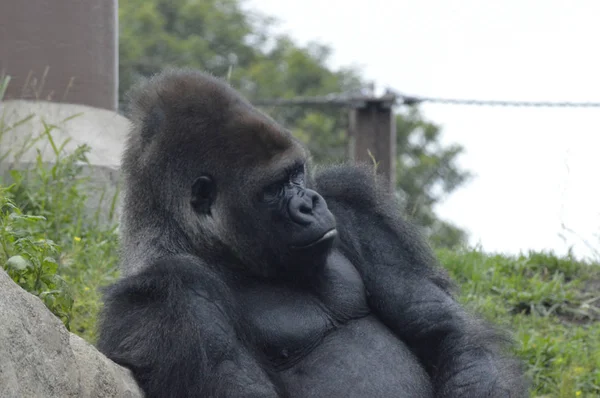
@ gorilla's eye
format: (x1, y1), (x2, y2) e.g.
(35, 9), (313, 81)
(262, 162), (305, 202)
(283, 163), (305, 187)
(263, 181), (285, 200)
(289, 164), (305, 185)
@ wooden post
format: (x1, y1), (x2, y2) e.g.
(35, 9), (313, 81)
(0, 0), (118, 111)
(349, 96), (397, 191)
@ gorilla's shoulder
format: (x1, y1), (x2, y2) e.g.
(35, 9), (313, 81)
(313, 163), (392, 209)
(103, 255), (226, 305)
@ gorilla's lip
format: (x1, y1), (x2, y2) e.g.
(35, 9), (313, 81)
(290, 229), (338, 251)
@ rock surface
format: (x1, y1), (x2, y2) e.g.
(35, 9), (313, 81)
(0, 99), (128, 167)
(0, 268), (143, 398)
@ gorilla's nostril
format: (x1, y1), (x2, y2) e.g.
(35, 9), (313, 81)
(299, 203), (312, 215)
(289, 194), (315, 225)
(289, 189), (325, 225)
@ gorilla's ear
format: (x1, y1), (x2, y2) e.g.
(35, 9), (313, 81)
(191, 175), (217, 214)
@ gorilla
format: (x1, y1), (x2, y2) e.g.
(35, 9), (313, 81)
(97, 68), (527, 398)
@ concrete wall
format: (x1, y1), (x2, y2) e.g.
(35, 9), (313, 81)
(0, 1), (118, 111)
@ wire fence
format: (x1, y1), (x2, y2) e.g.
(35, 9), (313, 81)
(253, 91), (600, 109)
(118, 88), (600, 113)
(392, 92), (600, 108)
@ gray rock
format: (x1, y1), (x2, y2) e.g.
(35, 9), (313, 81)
(0, 268), (143, 398)
(0, 99), (128, 167)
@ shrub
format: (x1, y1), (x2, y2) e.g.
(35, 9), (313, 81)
(0, 96), (120, 341)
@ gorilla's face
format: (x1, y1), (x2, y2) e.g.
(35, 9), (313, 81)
(257, 160), (337, 253)
(123, 69), (338, 279)
(190, 154), (337, 278)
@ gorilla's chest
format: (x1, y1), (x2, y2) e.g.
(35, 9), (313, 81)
(236, 251), (370, 369)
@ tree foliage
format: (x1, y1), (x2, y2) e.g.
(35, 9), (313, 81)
(394, 107), (472, 247)
(118, 0), (471, 248)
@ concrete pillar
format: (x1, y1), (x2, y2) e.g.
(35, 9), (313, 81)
(0, 0), (118, 111)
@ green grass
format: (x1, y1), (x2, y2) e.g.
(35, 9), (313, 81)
(438, 249), (600, 397)
(1, 105), (599, 397)
(0, 99), (121, 342)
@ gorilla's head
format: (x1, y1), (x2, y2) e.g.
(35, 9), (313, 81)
(121, 68), (337, 278)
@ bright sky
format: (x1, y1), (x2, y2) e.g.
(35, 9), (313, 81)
(246, 0), (600, 261)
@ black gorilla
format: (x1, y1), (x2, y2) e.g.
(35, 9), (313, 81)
(97, 68), (527, 398)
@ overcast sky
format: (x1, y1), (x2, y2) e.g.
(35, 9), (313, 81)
(245, 0), (600, 261)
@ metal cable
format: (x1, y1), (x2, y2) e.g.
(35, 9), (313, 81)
(253, 91), (600, 108)
(396, 93), (600, 108)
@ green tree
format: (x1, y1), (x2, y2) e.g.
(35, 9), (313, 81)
(118, 0), (266, 104)
(394, 107), (472, 248)
(243, 37), (364, 163)
(117, 0), (471, 248)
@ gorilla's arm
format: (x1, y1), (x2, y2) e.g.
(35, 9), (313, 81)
(315, 164), (527, 398)
(97, 256), (283, 398)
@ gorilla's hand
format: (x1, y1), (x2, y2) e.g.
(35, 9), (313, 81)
(315, 164), (527, 398)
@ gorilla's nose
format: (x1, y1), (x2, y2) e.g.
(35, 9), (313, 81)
(288, 189), (320, 225)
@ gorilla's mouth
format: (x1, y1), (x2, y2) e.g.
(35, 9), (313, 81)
(290, 229), (338, 251)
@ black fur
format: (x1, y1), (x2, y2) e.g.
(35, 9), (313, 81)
(97, 68), (528, 397)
